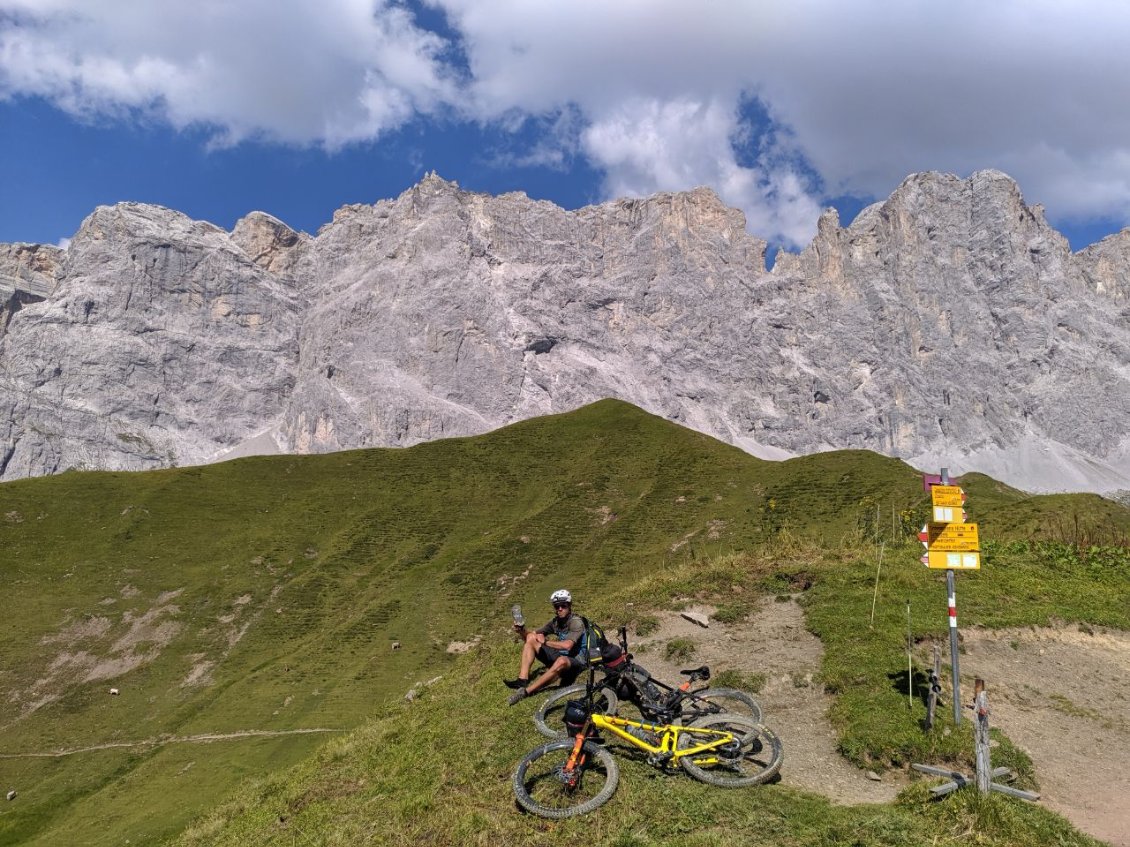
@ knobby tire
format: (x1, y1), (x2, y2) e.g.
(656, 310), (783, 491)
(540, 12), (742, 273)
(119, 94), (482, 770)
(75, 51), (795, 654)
(512, 738), (620, 818)
(679, 714), (783, 787)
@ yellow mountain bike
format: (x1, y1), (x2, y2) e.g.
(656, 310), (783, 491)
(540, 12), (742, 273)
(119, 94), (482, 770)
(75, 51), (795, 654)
(512, 692), (782, 818)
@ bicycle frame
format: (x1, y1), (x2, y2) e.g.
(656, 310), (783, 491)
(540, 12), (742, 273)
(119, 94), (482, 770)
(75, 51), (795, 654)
(564, 711), (738, 771)
(601, 713), (737, 764)
(603, 627), (715, 713)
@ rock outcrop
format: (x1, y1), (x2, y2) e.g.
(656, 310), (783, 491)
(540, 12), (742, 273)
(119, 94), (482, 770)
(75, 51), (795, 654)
(2, 170), (1129, 493)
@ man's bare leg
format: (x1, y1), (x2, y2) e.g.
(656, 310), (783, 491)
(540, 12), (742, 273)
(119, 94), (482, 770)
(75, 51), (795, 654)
(525, 656), (571, 696)
(515, 631), (545, 681)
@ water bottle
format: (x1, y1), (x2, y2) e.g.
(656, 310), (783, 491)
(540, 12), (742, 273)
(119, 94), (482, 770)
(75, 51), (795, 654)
(511, 604), (524, 627)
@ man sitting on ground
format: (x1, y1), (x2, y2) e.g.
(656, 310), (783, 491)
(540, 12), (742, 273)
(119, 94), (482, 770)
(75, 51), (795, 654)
(506, 589), (587, 705)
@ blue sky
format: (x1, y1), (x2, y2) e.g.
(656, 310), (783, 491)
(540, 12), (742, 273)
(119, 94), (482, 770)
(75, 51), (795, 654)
(2, 1), (1129, 255)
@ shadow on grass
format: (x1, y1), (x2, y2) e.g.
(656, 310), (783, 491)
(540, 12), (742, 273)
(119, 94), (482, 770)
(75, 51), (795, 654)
(886, 668), (934, 706)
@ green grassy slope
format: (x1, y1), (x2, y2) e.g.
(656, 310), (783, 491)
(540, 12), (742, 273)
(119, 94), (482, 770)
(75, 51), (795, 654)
(2, 398), (1128, 845)
(172, 544), (1123, 847)
(0, 399), (779, 846)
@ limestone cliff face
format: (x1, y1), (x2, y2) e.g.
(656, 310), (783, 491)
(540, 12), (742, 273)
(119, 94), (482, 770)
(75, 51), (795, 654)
(769, 170), (1130, 490)
(2, 171), (1129, 492)
(1, 242), (59, 338)
(0, 203), (301, 477)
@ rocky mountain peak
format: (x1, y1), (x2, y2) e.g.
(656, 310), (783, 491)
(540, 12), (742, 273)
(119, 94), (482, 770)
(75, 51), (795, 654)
(3, 171), (1130, 493)
(231, 211), (308, 276)
(73, 202), (226, 248)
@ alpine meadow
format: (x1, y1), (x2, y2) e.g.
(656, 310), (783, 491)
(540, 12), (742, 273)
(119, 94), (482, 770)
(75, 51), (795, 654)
(2, 400), (1128, 846)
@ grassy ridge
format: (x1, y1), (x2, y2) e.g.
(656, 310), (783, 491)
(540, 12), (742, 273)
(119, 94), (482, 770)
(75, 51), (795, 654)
(1, 399), (781, 845)
(2, 399), (1128, 845)
(172, 545), (1119, 847)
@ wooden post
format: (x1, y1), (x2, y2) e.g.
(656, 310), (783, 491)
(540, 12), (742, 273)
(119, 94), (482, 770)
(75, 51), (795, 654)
(974, 678), (991, 794)
(913, 675), (1040, 802)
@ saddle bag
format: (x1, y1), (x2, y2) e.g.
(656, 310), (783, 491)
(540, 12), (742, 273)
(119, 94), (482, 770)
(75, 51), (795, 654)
(563, 699), (597, 737)
(599, 642), (627, 671)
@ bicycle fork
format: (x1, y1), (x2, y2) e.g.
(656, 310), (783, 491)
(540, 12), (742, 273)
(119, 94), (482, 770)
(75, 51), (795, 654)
(561, 720), (591, 788)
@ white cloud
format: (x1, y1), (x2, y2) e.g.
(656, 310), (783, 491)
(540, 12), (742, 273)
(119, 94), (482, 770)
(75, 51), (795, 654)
(5, 1), (1130, 244)
(749, 1), (1130, 223)
(581, 97), (821, 246)
(435, 0), (1130, 235)
(433, 0), (820, 244)
(0, 0), (455, 146)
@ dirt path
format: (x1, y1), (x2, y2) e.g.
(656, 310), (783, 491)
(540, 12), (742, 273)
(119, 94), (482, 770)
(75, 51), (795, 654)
(631, 597), (905, 805)
(0, 728), (343, 759)
(961, 626), (1130, 847)
(633, 599), (1129, 846)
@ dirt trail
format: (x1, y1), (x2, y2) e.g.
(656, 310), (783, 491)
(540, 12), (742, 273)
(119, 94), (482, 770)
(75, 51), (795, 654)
(632, 597), (905, 805)
(962, 626), (1130, 847)
(633, 599), (1129, 845)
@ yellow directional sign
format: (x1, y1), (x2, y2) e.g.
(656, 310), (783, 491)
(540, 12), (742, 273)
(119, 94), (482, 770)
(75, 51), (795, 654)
(931, 485), (965, 508)
(924, 550), (981, 570)
(931, 505), (965, 524)
(927, 522), (980, 551)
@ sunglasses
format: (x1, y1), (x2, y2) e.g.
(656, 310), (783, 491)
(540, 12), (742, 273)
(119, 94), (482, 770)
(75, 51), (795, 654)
(553, 602), (571, 609)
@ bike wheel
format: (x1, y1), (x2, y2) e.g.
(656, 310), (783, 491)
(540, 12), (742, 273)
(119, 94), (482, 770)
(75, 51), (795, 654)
(678, 714), (783, 788)
(533, 683), (619, 739)
(685, 687), (763, 725)
(512, 738), (620, 818)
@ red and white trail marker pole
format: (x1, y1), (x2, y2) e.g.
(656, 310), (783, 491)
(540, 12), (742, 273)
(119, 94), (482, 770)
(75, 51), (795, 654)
(946, 570), (960, 724)
(939, 468), (962, 724)
(922, 467), (977, 725)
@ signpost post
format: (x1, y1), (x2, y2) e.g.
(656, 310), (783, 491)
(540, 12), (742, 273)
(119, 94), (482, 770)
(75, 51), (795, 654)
(911, 482), (1036, 803)
(918, 467), (980, 725)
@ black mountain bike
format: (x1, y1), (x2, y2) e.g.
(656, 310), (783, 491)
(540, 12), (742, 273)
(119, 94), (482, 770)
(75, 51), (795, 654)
(533, 626), (762, 738)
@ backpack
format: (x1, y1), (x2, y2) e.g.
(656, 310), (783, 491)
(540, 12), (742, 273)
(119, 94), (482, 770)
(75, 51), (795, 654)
(579, 615), (619, 665)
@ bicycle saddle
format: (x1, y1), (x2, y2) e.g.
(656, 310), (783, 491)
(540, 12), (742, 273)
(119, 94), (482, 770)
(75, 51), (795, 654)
(679, 665), (710, 681)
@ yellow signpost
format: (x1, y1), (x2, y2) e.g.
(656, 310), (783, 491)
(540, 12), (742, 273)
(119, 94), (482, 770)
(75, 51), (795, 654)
(918, 471), (982, 725)
(931, 505), (964, 524)
(924, 550), (981, 570)
(927, 522), (980, 551)
(929, 485), (967, 523)
(931, 485), (965, 507)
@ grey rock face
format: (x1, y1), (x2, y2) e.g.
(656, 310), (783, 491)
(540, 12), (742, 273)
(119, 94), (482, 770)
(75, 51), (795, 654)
(0, 203), (301, 477)
(2, 171), (1130, 493)
(1, 243), (59, 337)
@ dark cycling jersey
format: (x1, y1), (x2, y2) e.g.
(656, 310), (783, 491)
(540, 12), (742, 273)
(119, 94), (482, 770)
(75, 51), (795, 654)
(536, 613), (585, 655)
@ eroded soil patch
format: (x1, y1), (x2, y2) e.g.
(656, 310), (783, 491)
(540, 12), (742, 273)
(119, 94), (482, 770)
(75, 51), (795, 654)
(961, 625), (1130, 847)
(630, 596), (905, 805)
(624, 600), (1130, 847)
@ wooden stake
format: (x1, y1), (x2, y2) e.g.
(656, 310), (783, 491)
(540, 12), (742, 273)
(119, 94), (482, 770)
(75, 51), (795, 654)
(974, 678), (991, 794)
(869, 542), (885, 628)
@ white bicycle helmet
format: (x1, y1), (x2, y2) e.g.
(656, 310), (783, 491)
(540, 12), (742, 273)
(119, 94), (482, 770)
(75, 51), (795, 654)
(549, 589), (572, 605)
